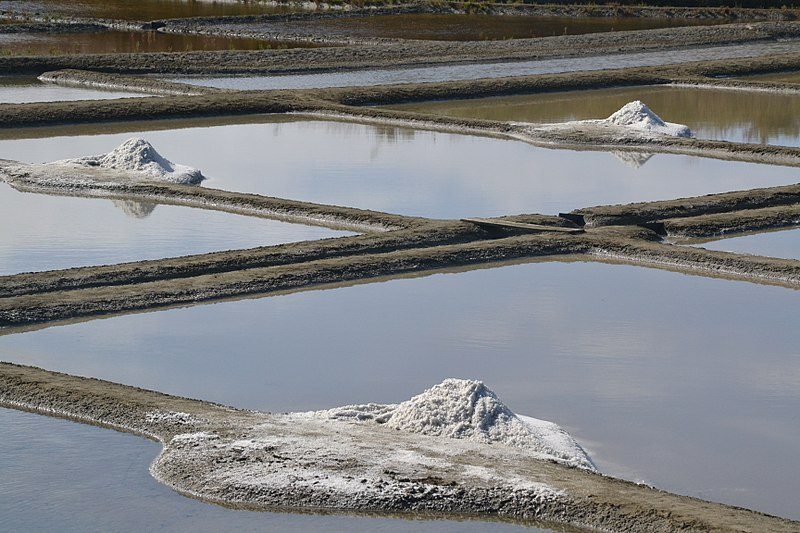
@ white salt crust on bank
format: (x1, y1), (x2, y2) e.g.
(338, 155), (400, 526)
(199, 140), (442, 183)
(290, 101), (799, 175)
(53, 137), (205, 184)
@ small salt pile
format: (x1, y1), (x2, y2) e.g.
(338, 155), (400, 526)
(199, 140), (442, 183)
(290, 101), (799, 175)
(605, 100), (693, 138)
(55, 137), (204, 184)
(317, 378), (595, 470)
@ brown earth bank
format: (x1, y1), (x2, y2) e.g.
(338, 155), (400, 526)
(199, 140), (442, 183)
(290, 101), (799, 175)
(1, 362), (799, 532)
(0, 20), (798, 75)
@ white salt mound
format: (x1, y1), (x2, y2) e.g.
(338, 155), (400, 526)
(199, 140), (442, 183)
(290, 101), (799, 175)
(605, 101), (692, 138)
(56, 137), (204, 184)
(318, 378), (595, 470)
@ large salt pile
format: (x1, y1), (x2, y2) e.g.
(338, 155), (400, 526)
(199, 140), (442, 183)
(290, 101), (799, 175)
(55, 137), (204, 184)
(605, 101), (692, 138)
(317, 378), (595, 470)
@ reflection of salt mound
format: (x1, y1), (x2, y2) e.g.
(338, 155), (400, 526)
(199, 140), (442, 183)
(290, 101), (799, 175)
(611, 150), (654, 169)
(605, 101), (692, 138)
(57, 138), (204, 184)
(112, 199), (157, 218)
(319, 378), (594, 470)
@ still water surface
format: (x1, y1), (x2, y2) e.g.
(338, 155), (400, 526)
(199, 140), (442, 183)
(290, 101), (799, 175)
(692, 228), (800, 260)
(0, 29), (313, 55)
(263, 13), (721, 41)
(174, 40), (800, 90)
(0, 75), (142, 103)
(1, 261), (798, 520)
(391, 85), (800, 147)
(740, 69), (800, 84)
(0, 0), (298, 20)
(0, 408), (550, 532)
(0, 181), (350, 274)
(0, 116), (798, 219)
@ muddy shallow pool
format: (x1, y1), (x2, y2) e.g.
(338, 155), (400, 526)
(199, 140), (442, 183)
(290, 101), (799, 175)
(390, 85), (800, 147)
(0, 180), (351, 275)
(0, 0), (299, 21)
(259, 13), (722, 42)
(0, 116), (798, 220)
(0, 75), (143, 103)
(0, 408), (555, 532)
(0, 29), (315, 55)
(2, 260), (798, 520)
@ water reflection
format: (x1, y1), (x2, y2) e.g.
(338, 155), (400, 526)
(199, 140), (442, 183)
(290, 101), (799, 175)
(2, 260), (798, 519)
(0, 182), (351, 275)
(0, 29), (315, 55)
(263, 13), (721, 42)
(740, 70), (800, 84)
(610, 151), (654, 169)
(0, 0), (298, 21)
(0, 116), (797, 219)
(691, 227), (800, 260)
(391, 85), (800, 147)
(0, 408), (551, 532)
(0, 75), (142, 103)
(111, 198), (157, 218)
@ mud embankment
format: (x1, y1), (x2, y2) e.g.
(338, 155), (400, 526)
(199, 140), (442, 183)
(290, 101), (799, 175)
(1, 362), (798, 533)
(38, 69), (225, 96)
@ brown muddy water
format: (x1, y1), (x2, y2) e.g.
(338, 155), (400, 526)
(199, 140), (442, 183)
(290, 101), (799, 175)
(174, 39), (800, 90)
(1, 116), (799, 219)
(390, 85), (800, 147)
(0, 75), (143, 103)
(689, 227), (800, 260)
(264, 13), (722, 41)
(740, 69), (800, 84)
(2, 260), (798, 520)
(0, 409), (557, 532)
(0, 29), (315, 55)
(0, 0), (299, 21)
(0, 181), (353, 275)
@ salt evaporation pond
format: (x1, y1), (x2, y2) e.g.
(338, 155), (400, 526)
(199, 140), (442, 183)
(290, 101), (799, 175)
(173, 40), (800, 90)
(0, 29), (314, 55)
(2, 261), (798, 520)
(739, 70), (800, 84)
(0, 181), (351, 275)
(391, 85), (800, 147)
(255, 13), (720, 42)
(691, 228), (800, 260)
(0, 0), (299, 20)
(0, 409), (554, 532)
(1, 116), (798, 220)
(0, 75), (142, 103)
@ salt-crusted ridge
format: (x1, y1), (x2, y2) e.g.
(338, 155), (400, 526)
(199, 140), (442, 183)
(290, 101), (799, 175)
(52, 137), (204, 184)
(311, 378), (595, 470)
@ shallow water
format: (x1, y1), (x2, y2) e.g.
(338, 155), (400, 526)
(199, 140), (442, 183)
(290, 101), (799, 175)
(0, 75), (142, 103)
(265, 13), (720, 41)
(691, 228), (800, 260)
(0, 408), (552, 532)
(390, 85), (800, 147)
(0, 29), (313, 55)
(2, 260), (798, 520)
(0, 0), (297, 21)
(0, 181), (350, 275)
(174, 40), (800, 90)
(0, 116), (798, 220)
(739, 69), (800, 84)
